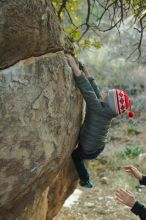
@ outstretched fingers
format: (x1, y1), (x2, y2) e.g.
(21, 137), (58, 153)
(124, 165), (134, 171)
(124, 165), (143, 181)
(115, 188), (135, 208)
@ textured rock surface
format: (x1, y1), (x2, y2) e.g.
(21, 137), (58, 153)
(0, 0), (63, 69)
(0, 52), (82, 220)
(0, 1), (82, 219)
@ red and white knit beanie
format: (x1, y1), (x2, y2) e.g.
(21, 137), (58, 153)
(106, 89), (134, 117)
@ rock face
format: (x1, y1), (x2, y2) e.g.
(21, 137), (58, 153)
(0, 1), (82, 220)
(0, 0), (63, 69)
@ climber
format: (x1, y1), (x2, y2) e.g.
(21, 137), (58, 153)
(66, 54), (134, 188)
(116, 165), (146, 220)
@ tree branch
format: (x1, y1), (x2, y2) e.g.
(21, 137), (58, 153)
(57, 0), (146, 57)
(58, 0), (68, 20)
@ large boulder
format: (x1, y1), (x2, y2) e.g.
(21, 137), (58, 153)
(0, 52), (82, 220)
(0, 0), (63, 69)
(0, 1), (82, 219)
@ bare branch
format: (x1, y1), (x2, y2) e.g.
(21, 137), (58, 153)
(58, 0), (68, 20)
(65, 7), (78, 27)
(77, 0), (91, 42)
(58, 0), (146, 57)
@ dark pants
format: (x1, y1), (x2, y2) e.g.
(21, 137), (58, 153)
(72, 144), (103, 182)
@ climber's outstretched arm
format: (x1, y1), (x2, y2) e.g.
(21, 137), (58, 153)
(66, 54), (103, 111)
(66, 54), (81, 77)
(81, 65), (102, 99)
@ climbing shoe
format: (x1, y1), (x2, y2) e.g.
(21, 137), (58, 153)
(80, 180), (93, 188)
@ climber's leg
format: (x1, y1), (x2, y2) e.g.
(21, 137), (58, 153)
(72, 146), (90, 183)
(72, 144), (103, 188)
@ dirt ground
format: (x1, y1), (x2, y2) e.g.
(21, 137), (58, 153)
(54, 112), (146, 220)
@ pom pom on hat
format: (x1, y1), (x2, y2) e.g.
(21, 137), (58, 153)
(106, 89), (135, 117)
(128, 104), (135, 118)
(128, 111), (135, 118)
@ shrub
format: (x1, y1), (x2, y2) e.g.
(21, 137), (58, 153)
(127, 125), (141, 134)
(117, 146), (144, 159)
